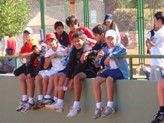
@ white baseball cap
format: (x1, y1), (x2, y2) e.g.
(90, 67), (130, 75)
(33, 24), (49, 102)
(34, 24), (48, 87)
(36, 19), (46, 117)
(24, 27), (33, 34)
(105, 30), (117, 38)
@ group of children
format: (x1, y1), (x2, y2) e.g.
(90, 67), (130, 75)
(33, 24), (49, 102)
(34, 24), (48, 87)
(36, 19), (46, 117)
(14, 15), (129, 119)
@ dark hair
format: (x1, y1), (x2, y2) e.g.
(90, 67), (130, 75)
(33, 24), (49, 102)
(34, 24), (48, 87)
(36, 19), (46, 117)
(92, 24), (106, 35)
(103, 13), (117, 30)
(72, 31), (86, 41)
(5, 47), (13, 52)
(66, 15), (79, 26)
(104, 13), (113, 23)
(32, 45), (37, 51)
(154, 12), (164, 24)
(54, 21), (64, 29)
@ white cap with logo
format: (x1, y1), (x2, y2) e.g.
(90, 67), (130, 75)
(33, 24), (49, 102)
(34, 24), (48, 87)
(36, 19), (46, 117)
(105, 30), (117, 38)
(24, 27), (33, 34)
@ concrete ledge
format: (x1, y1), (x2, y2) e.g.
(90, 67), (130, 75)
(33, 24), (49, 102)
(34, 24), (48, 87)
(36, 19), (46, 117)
(0, 76), (159, 123)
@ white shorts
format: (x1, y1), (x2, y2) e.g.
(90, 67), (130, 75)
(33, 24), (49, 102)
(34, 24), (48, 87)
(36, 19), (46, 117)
(150, 65), (163, 81)
(39, 69), (58, 78)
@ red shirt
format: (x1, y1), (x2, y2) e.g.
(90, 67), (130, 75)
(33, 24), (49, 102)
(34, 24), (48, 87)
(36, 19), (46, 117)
(68, 26), (94, 45)
(6, 36), (17, 55)
(20, 40), (38, 66)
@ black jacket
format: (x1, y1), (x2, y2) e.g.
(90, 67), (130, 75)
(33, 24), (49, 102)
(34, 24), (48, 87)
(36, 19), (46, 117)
(65, 43), (91, 78)
(55, 31), (70, 47)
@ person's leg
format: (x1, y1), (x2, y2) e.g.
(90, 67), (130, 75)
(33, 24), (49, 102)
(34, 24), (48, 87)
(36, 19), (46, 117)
(158, 78), (164, 107)
(67, 72), (87, 117)
(43, 75), (54, 104)
(102, 76), (115, 117)
(151, 78), (164, 123)
(56, 73), (67, 100)
(43, 76), (49, 96)
(45, 73), (67, 112)
(16, 73), (28, 112)
(102, 69), (123, 117)
(20, 75), (35, 113)
(45, 75), (53, 97)
(106, 76), (114, 103)
(73, 72), (86, 103)
(28, 76), (35, 104)
(93, 76), (106, 103)
(33, 74), (47, 111)
(35, 74), (43, 100)
(92, 76), (106, 119)
(18, 73), (28, 101)
(53, 73), (60, 97)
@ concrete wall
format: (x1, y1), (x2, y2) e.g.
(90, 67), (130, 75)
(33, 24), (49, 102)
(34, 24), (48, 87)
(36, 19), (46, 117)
(0, 75), (159, 123)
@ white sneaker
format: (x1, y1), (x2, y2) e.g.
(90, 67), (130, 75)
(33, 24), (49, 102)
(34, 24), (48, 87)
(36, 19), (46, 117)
(45, 103), (64, 112)
(21, 103), (34, 113)
(67, 107), (81, 117)
(16, 101), (27, 112)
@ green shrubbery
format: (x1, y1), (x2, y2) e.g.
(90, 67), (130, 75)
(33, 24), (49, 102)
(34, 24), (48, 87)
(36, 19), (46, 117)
(0, 0), (31, 40)
(113, 8), (164, 32)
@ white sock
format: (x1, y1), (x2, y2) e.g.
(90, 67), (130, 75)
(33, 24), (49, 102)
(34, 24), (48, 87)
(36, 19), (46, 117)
(107, 101), (113, 108)
(53, 96), (58, 102)
(38, 95), (43, 101)
(72, 101), (80, 108)
(96, 102), (103, 109)
(44, 95), (51, 99)
(57, 99), (63, 106)
(22, 95), (28, 102)
(28, 97), (34, 104)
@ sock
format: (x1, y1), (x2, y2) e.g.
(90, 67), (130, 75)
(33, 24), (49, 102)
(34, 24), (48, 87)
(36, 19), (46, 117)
(28, 97), (34, 104)
(57, 99), (63, 106)
(160, 106), (164, 112)
(53, 96), (58, 102)
(72, 101), (80, 108)
(22, 95), (28, 102)
(96, 102), (103, 109)
(44, 95), (51, 99)
(38, 95), (43, 101)
(107, 101), (113, 108)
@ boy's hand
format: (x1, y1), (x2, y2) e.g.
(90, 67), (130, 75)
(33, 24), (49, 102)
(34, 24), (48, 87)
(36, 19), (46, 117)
(97, 50), (104, 59)
(80, 52), (89, 63)
(150, 36), (154, 41)
(63, 46), (70, 56)
(104, 56), (110, 65)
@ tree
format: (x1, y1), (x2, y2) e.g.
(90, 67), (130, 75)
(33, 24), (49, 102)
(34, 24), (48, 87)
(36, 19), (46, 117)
(0, 0), (31, 40)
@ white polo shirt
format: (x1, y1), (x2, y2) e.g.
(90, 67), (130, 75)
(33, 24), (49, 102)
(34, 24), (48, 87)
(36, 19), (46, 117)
(150, 25), (164, 69)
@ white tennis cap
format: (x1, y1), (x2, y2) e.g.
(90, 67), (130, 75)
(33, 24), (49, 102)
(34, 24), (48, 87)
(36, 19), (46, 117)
(105, 30), (117, 38)
(24, 27), (33, 34)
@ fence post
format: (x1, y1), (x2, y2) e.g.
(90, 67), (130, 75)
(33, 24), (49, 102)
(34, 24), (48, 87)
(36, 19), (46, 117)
(137, 0), (145, 64)
(40, 0), (46, 39)
(83, 0), (89, 28)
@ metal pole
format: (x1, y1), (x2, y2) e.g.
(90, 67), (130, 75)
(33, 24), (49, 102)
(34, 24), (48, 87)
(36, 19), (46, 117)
(64, 0), (69, 32)
(137, 0), (145, 64)
(40, 0), (46, 40)
(102, 0), (105, 23)
(83, 0), (89, 28)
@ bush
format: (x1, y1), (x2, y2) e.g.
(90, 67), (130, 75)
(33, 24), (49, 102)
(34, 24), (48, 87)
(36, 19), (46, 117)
(113, 9), (137, 32)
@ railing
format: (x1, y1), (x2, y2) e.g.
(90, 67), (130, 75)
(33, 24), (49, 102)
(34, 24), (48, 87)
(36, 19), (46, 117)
(119, 55), (164, 79)
(1, 55), (164, 80)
